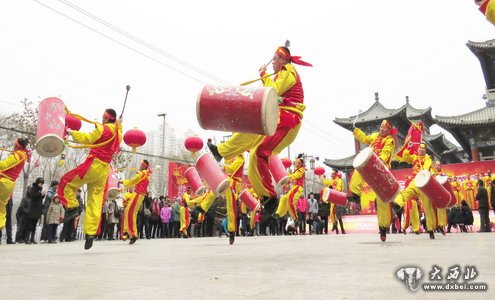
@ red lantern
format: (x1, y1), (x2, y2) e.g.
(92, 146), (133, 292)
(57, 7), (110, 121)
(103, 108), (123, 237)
(184, 136), (204, 154)
(124, 128), (147, 153)
(313, 166), (325, 176)
(281, 158), (292, 169)
(65, 115), (82, 131)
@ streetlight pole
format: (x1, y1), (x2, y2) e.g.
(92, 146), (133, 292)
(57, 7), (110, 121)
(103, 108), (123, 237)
(158, 113), (167, 196)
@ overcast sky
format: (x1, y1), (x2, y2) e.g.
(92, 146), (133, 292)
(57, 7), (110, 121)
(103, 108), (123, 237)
(1, 1), (494, 171)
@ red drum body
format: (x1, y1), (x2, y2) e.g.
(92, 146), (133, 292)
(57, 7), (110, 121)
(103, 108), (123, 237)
(106, 166), (119, 200)
(196, 153), (229, 196)
(36, 97), (66, 157)
(196, 85), (278, 135)
(185, 167), (206, 196)
(322, 187), (348, 207)
(435, 175), (457, 208)
(415, 170), (450, 208)
(239, 189), (260, 212)
(268, 155), (289, 189)
(352, 147), (399, 203)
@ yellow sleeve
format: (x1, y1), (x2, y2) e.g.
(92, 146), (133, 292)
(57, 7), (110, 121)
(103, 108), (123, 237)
(486, 0), (495, 25)
(261, 64), (297, 96)
(289, 168), (304, 180)
(423, 156), (433, 172)
(0, 152), (22, 171)
(224, 156), (244, 176)
(322, 177), (331, 186)
(353, 128), (376, 145)
(335, 178), (343, 192)
(379, 136), (395, 163)
(400, 149), (416, 165)
(72, 123), (104, 145)
(123, 171), (144, 188)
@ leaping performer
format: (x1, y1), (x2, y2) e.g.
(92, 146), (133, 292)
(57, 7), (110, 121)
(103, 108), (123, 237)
(273, 154), (305, 223)
(348, 120), (396, 242)
(208, 41), (312, 221)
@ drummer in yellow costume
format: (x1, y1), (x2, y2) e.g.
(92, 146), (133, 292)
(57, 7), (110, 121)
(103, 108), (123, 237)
(349, 120), (395, 242)
(57, 109), (122, 250)
(0, 138), (30, 230)
(393, 143), (438, 239)
(476, 0), (495, 25)
(431, 161), (447, 235)
(463, 173), (476, 209)
(401, 176), (421, 235)
(208, 43), (311, 204)
(273, 154), (305, 222)
(121, 160), (151, 244)
(322, 169), (343, 232)
(450, 177), (463, 206)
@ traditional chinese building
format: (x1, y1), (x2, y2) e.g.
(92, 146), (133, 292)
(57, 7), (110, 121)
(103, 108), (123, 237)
(326, 93), (466, 173)
(434, 40), (495, 161)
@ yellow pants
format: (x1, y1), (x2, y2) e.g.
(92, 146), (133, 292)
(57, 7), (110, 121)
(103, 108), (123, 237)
(275, 185), (302, 220)
(58, 158), (110, 236)
(329, 203), (337, 224)
(394, 181), (436, 231)
(187, 191), (216, 213)
(454, 190), (463, 206)
(248, 124), (301, 197)
(179, 206), (190, 235)
(402, 199), (420, 233)
(0, 178), (15, 229)
(436, 208), (447, 227)
(217, 133), (264, 161)
(225, 178), (242, 233)
(349, 171), (392, 229)
(122, 193), (145, 238)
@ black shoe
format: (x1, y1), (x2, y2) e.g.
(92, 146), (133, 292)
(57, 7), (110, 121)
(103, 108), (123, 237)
(379, 227), (387, 242)
(207, 142), (222, 162)
(6, 241), (15, 244)
(341, 231), (346, 234)
(84, 235), (95, 250)
(428, 231), (435, 239)
(229, 232), (235, 245)
(129, 237), (138, 244)
(438, 227), (446, 235)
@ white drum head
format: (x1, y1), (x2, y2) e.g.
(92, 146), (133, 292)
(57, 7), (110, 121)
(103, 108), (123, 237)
(214, 178), (230, 196)
(36, 134), (65, 157)
(435, 175), (448, 185)
(195, 186), (206, 196)
(414, 170), (432, 188)
(275, 175), (289, 190)
(322, 187), (330, 202)
(261, 87), (278, 136)
(352, 147), (373, 169)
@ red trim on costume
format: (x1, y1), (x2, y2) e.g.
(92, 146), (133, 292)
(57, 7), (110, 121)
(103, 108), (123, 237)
(480, 0), (489, 14)
(128, 193), (140, 237)
(103, 112), (116, 121)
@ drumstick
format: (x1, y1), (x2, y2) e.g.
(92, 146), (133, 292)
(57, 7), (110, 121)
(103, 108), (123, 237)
(119, 85), (131, 118)
(240, 72), (275, 86)
(352, 109), (363, 128)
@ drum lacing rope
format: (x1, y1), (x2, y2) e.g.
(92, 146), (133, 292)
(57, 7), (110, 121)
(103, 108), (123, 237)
(64, 107), (120, 149)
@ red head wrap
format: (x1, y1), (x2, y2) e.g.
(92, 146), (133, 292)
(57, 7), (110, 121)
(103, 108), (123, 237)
(103, 111), (116, 121)
(275, 47), (313, 67)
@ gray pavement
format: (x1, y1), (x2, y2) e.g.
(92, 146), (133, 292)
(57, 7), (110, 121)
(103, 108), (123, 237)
(0, 232), (493, 299)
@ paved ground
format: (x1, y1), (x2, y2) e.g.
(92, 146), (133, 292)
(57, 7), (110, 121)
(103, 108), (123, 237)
(0, 232), (493, 299)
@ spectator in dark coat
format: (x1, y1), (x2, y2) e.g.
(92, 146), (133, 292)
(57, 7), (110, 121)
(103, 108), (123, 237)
(460, 200), (474, 232)
(318, 199), (330, 234)
(21, 178), (45, 244)
(476, 179), (491, 232)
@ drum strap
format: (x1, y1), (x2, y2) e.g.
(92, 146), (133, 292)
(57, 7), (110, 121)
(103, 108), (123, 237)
(0, 151), (27, 180)
(279, 106), (304, 118)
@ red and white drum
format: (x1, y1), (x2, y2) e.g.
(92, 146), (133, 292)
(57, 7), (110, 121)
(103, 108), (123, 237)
(36, 97), (66, 157)
(196, 85), (278, 135)
(415, 170), (450, 208)
(435, 175), (457, 208)
(196, 153), (230, 196)
(322, 187), (348, 206)
(268, 155), (290, 189)
(239, 189), (260, 212)
(352, 147), (399, 203)
(106, 166), (120, 200)
(185, 166), (206, 196)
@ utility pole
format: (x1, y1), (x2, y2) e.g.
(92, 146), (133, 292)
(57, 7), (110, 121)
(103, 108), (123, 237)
(158, 113), (167, 196)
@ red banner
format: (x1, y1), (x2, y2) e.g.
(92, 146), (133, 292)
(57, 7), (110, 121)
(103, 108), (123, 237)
(167, 161), (190, 199)
(359, 160), (495, 213)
